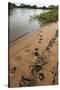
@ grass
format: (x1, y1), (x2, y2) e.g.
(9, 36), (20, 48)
(32, 8), (58, 24)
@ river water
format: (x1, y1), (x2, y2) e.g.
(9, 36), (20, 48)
(9, 8), (47, 43)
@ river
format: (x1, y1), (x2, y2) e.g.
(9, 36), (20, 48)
(9, 8), (47, 43)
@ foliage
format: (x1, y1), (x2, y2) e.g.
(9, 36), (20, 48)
(32, 8), (58, 24)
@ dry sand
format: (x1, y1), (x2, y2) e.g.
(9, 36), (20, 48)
(9, 23), (58, 87)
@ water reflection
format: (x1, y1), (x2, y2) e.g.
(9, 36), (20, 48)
(9, 8), (47, 43)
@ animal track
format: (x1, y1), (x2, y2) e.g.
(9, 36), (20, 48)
(34, 52), (39, 57)
(38, 37), (43, 44)
(40, 38), (43, 40)
(11, 66), (16, 73)
(35, 48), (38, 51)
(19, 74), (36, 87)
(39, 72), (45, 80)
(40, 35), (42, 37)
(31, 64), (42, 73)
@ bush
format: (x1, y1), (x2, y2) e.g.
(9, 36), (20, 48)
(33, 8), (58, 24)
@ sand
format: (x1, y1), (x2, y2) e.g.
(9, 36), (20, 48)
(9, 22), (58, 87)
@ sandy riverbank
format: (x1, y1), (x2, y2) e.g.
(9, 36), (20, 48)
(9, 22), (58, 87)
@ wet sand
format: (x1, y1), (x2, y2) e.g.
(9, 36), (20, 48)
(9, 23), (58, 87)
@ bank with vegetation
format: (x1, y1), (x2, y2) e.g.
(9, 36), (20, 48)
(32, 7), (58, 24)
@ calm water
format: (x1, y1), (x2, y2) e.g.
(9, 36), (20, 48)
(9, 8), (47, 43)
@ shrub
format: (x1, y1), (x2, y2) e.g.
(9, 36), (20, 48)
(33, 8), (58, 24)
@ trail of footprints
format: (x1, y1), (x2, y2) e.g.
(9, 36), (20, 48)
(38, 34), (43, 44)
(18, 34), (46, 86)
(10, 34), (46, 86)
(34, 34), (43, 57)
(10, 30), (58, 86)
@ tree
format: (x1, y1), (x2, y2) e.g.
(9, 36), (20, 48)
(8, 2), (16, 9)
(48, 5), (56, 9)
(32, 5), (38, 9)
(42, 6), (47, 9)
(20, 3), (25, 8)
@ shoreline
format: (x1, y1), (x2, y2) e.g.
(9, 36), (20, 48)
(10, 22), (55, 47)
(9, 22), (58, 87)
(10, 27), (41, 47)
(10, 31), (31, 44)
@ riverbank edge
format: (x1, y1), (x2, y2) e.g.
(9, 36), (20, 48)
(9, 22), (57, 47)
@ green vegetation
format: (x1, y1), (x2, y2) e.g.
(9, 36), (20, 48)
(32, 8), (58, 24)
(8, 2), (58, 9)
(8, 2), (58, 24)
